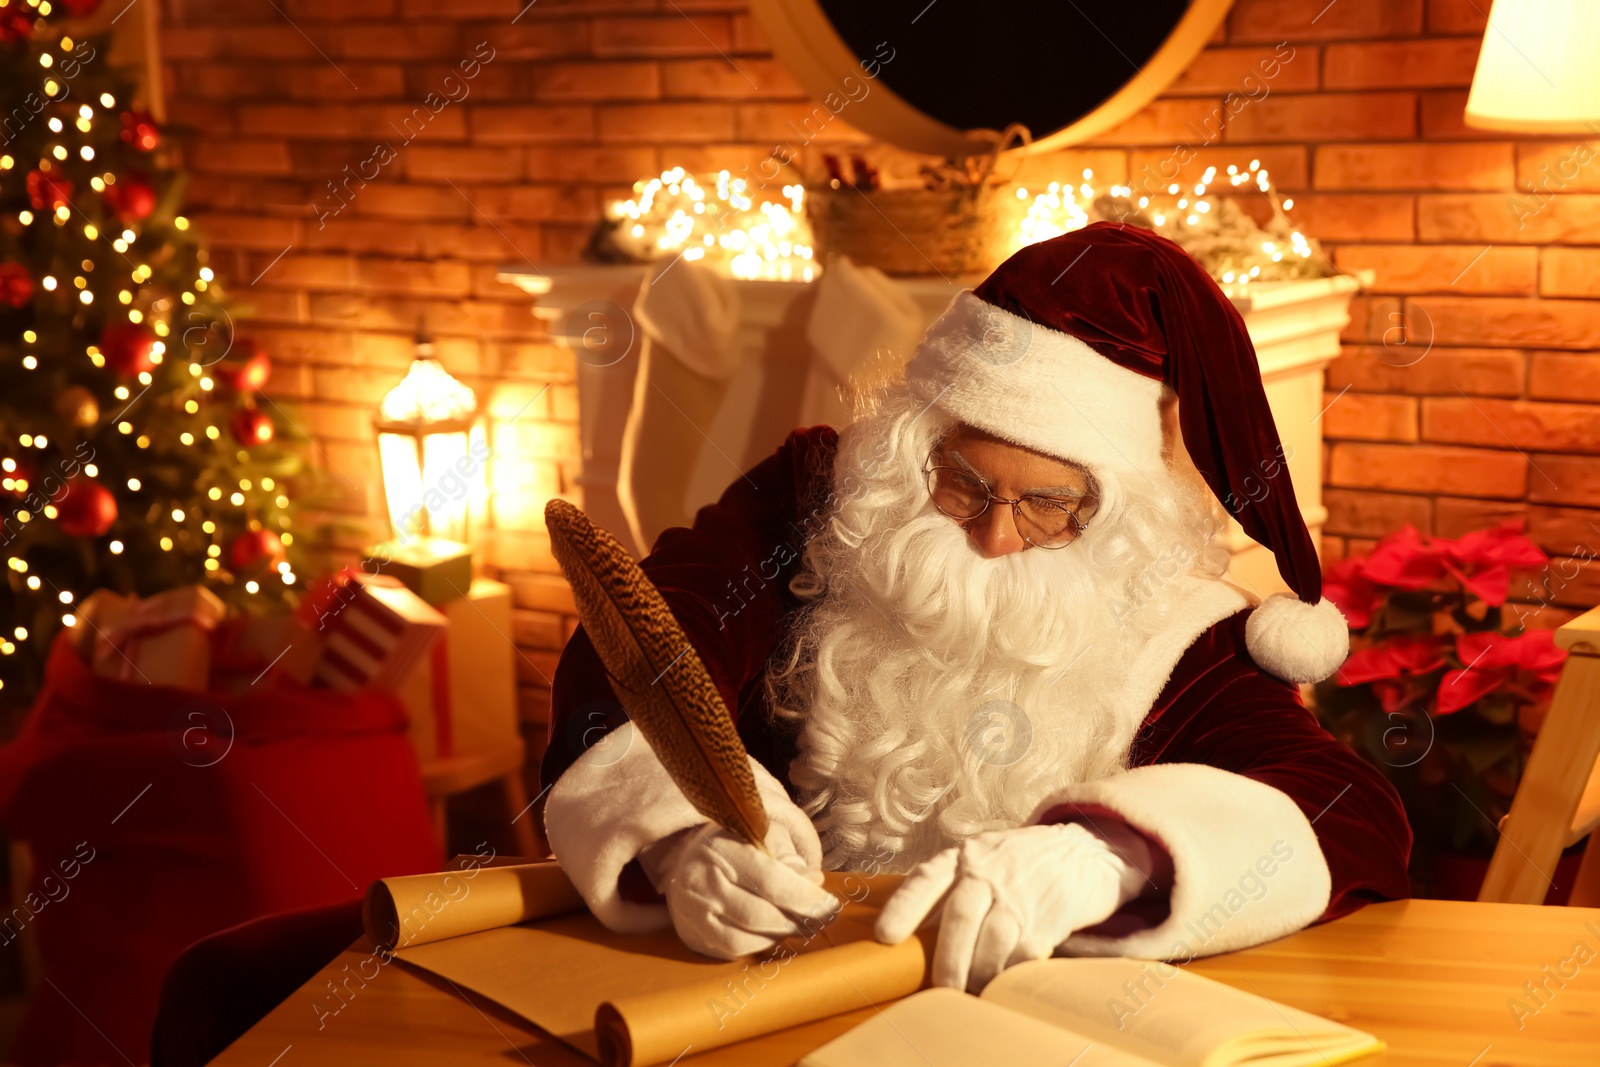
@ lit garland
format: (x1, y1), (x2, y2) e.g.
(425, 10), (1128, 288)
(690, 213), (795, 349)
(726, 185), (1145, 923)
(1014, 160), (1331, 287)
(601, 167), (818, 281)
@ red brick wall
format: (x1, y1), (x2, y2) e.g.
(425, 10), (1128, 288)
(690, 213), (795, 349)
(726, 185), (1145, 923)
(158, 0), (1600, 757)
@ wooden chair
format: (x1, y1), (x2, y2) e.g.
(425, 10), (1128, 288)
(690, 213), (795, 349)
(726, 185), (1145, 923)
(1479, 605), (1600, 906)
(420, 737), (542, 862)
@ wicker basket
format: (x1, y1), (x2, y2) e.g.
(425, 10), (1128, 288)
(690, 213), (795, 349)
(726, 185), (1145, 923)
(806, 182), (1028, 278)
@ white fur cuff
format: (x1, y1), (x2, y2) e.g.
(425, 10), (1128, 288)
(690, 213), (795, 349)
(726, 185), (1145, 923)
(542, 721), (814, 932)
(1032, 763), (1331, 961)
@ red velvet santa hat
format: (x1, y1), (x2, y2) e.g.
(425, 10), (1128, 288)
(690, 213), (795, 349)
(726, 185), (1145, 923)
(903, 221), (1348, 684)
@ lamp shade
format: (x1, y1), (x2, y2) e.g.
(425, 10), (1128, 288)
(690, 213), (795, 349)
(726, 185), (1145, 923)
(1464, 0), (1600, 132)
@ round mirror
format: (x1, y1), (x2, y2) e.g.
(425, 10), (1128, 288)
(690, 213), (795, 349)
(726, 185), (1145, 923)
(750, 0), (1234, 158)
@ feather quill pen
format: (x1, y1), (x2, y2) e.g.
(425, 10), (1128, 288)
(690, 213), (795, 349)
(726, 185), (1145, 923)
(545, 499), (770, 852)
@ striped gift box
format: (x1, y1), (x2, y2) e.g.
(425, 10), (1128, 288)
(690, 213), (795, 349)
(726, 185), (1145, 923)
(314, 574), (446, 691)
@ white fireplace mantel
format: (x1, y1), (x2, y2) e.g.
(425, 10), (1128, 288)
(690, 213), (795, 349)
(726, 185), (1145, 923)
(498, 264), (1367, 597)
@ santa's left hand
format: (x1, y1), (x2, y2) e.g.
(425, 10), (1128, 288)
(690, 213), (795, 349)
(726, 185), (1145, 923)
(875, 822), (1144, 992)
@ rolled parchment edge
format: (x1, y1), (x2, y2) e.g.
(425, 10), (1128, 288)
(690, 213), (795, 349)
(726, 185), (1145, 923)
(363, 859), (587, 952)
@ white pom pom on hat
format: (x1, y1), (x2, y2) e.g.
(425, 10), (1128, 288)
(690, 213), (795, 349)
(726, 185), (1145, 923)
(1244, 594), (1350, 685)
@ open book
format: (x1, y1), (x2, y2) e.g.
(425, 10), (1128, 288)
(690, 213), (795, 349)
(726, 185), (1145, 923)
(801, 957), (1382, 1067)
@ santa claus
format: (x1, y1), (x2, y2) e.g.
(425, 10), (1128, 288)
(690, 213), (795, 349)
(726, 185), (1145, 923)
(541, 222), (1412, 994)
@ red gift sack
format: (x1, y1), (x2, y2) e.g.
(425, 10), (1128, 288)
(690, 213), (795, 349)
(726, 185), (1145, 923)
(0, 633), (443, 1066)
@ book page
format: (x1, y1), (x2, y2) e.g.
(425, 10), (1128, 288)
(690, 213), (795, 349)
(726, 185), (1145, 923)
(981, 958), (1377, 1067)
(800, 988), (1166, 1067)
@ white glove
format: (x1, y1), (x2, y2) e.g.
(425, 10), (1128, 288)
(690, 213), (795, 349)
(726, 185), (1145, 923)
(639, 815), (841, 960)
(875, 822), (1144, 992)
(544, 720), (836, 939)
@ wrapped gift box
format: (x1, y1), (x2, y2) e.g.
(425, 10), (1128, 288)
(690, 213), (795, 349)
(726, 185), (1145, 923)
(367, 537), (473, 607)
(397, 578), (517, 762)
(211, 614), (323, 692)
(78, 585), (226, 689)
(313, 573), (447, 691)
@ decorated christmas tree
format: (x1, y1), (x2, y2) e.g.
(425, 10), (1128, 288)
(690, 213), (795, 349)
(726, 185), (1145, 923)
(1, 0), (312, 710)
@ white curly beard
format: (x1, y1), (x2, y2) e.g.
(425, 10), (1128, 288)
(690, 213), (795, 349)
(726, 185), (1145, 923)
(765, 382), (1229, 873)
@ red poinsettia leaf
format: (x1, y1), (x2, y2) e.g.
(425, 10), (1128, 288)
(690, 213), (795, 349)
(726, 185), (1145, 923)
(1443, 560), (1511, 605)
(1437, 665), (1506, 715)
(1458, 628), (1562, 671)
(1455, 629), (1502, 665)
(1336, 643), (1402, 685)
(1324, 557), (1378, 629)
(1390, 633), (1448, 674)
(1504, 629), (1567, 675)
(1363, 525), (1449, 590)
(1446, 519), (1549, 572)
(1374, 679), (1413, 714)
(1337, 634), (1445, 685)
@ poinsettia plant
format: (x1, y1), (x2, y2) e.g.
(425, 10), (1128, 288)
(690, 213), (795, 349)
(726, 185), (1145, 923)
(1312, 521), (1567, 869)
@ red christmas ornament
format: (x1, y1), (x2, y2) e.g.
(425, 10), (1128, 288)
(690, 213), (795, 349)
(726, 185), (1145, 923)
(216, 339), (272, 393)
(26, 170), (75, 212)
(100, 321), (157, 377)
(0, 7), (37, 44)
(120, 110), (161, 152)
(105, 172), (156, 223)
(56, 479), (118, 538)
(228, 528), (285, 572)
(230, 404), (274, 446)
(0, 262), (32, 308)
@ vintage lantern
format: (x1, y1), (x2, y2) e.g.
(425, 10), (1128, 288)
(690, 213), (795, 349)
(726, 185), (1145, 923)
(375, 323), (485, 545)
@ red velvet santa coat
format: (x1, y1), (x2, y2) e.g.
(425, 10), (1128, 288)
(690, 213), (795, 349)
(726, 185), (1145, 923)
(541, 426), (1412, 959)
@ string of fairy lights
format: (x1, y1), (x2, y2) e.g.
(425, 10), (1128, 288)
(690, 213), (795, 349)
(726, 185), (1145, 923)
(603, 167), (818, 281)
(1016, 159), (1325, 285)
(604, 160), (1325, 288)
(2, 18), (296, 690)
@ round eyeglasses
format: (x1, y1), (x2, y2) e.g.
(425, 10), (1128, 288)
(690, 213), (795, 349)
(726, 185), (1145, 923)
(923, 451), (1090, 549)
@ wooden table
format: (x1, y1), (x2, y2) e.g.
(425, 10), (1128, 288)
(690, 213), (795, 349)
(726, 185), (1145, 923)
(213, 899), (1600, 1066)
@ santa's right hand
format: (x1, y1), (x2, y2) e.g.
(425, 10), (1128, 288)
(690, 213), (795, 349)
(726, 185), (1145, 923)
(639, 820), (841, 959)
